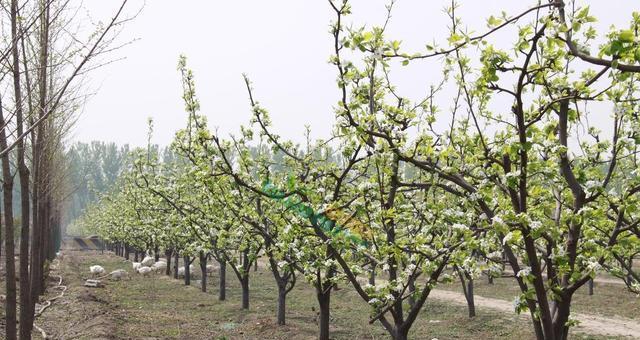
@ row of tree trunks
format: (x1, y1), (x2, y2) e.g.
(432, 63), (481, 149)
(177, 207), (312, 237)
(2, 0), (130, 338)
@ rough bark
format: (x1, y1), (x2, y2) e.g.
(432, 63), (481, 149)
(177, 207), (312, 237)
(173, 252), (179, 279)
(184, 256), (191, 286)
(316, 287), (331, 340)
(218, 259), (226, 301)
(0, 99), (18, 339)
(165, 249), (172, 276)
(12, 0), (33, 335)
(199, 252), (207, 292)
(277, 283), (287, 325)
(241, 276), (249, 309)
(369, 264), (376, 285)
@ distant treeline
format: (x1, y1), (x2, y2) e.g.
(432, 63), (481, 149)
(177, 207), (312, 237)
(64, 141), (131, 234)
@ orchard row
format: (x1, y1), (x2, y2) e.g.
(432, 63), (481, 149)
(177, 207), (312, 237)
(82, 2), (640, 340)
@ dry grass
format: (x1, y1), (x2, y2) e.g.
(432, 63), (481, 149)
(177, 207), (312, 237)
(0, 251), (634, 339)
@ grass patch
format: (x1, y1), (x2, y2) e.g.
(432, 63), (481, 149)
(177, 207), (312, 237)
(43, 251), (625, 339)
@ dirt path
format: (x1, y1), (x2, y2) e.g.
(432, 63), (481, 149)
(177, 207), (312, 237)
(34, 251), (120, 339)
(429, 289), (640, 338)
(591, 276), (627, 285)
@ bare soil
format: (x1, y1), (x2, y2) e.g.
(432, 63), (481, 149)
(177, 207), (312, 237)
(14, 250), (637, 340)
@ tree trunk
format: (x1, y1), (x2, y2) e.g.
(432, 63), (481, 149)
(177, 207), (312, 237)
(124, 244), (129, 260)
(165, 249), (172, 276)
(369, 264), (376, 285)
(184, 256), (191, 286)
(551, 297), (572, 340)
(241, 276), (249, 309)
(199, 252), (207, 292)
(316, 287), (331, 340)
(392, 327), (409, 340)
(219, 259), (226, 301)
(134, 251), (139, 262)
(456, 266), (476, 318)
(11, 0), (33, 335)
(1, 106), (18, 339)
(465, 277), (476, 317)
(173, 252), (179, 279)
(588, 279), (594, 296)
(154, 246), (160, 261)
(241, 250), (250, 309)
(277, 283), (287, 325)
(29, 0), (50, 309)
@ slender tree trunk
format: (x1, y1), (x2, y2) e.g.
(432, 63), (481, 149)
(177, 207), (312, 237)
(124, 244), (130, 260)
(456, 266), (476, 318)
(0, 100), (18, 339)
(199, 252), (207, 292)
(316, 286), (331, 340)
(165, 249), (172, 276)
(31, 3), (52, 296)
(12, 0), (33, 335)
(173, 252), (179, 279)
(29, 95), (42, 340)
(184, 256), (190, 285)
(218, 259), (226, 301)
(240, 250), (249, 309)
(465, 277), (476, 317)
(277, 282), (287, 325)
(241, 275), (249, 309)
(29, 144), (42, 337)
(154, 246), (160, 261)
(40, 198), (51, 294)
(588, 279), (594, 296)
(266, 253), (293, 326)
(369, 264), (376, 285)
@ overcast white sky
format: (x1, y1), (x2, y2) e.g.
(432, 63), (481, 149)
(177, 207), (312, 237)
(73, 0), (635, 147)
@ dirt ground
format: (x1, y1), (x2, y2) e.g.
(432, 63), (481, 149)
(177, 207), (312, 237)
(9, 250), (637, 339)
(33, 252), (120, 339)
(429, 289), (640, 338)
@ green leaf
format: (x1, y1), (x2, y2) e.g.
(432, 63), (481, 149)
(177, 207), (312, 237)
(619, 30), (635, 43)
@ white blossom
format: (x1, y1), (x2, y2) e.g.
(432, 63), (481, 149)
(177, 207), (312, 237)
(516, 267), (531, 278)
